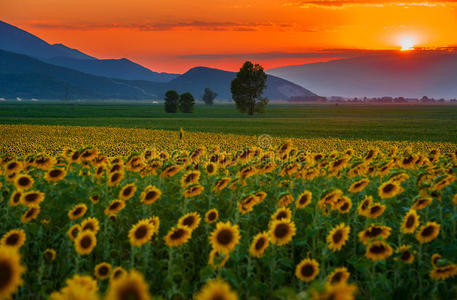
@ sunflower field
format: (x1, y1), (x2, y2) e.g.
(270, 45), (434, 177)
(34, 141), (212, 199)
(1, 132), (457, 299)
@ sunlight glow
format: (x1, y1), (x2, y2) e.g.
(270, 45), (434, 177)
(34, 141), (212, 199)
(399, 36), (416, 51)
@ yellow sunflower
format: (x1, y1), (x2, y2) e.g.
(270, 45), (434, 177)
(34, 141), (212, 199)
(67, 204), (87, 220)
(104, 200), (126, 216)
(90, 194), (100, 204)
(14, 174), (34, 191)
(411, 196), (433, 210)
(140, 185), (161, 205)
(21, 206), (40, 223)
(0, 229), (26, 250)
(327, 223), (351, 252)
(416, 222), (440, 244)
(43, 248), (56, 262)
(295, 258), (320, 282)
(255, 191), (268, 204)
(180, 170), (201, 187)
(209, 221), (241, 253)
(146, 216), (160, 235)
(327, 267), (350, 286)
(269, 219), (296, 246)
(94, 262), (112, 280)
(249, 232), (269, 258)
(395, 245), (415, 264)
(312, 282), (357, 300)
(194, 278), (238, 300)
(365, 240), (393, 261)
(336, 196), (352, 214)
(45, 168), (67, 182)
(110, 267), (127, 282)
(401, 209), (420, 234)
(119, 183), (137, 201)
(106, 270), (151, 300)
(271, 207), (292, 223)
(128, 220), (155, 247)
(67, 224), (81, 241)
(0, 246), (26, 299)
(160, 165), (182, 178)
(296, 191), (312, 209)
(183, 184), (204, 198)
(213, 177), (231, 193)
(358, 224), (391, 245)
(431, 253), (442, 267)
(277, 193), (294, 207)
(208, 249), (230, 269)
(378, 181), (404, 199)
(348, 178), (370, 193)
(205, 209), (219, 223)
(20, 190), (45, 207)
(178, 212), (201, 231)
(81, 217), (100, 233)
(108, 172), (123, 187)
(164, 226), (192, 247)
(429, 264), (457, 281)
(365, 203), (385, 219)
(9, 191), (22, 207)
(74, 231), (97, 255)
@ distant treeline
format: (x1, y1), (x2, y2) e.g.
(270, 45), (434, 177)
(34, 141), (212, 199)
(288, 95), (457, 103)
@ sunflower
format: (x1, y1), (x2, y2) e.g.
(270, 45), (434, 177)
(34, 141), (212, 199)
(452, 193), (457, 205)
(50, 274), (99, 300)
(81, 217), (100, 233)
(327, 223), (350, 252)
(208, 249), (230, 269)
(178, 212), (201, 231)
(43, 248), (56, 262)
(429, 264), (457, 281)
(119, 183), (137, 201)
(213, 177), (231, 193)
(205, 209), (219, 223)
(108, 172), (123, 187)
(327, 267), (350, 286)
(365, 203), (385, 219)
(0, 229), (26, 249)
(20, 190), (45, 207)
(90, 194), (100, 204)
(110, 267), (127, 282)
(271, 207), (292, 223)
(209, 221), (241, 253)
(416, 222), (440, 244)
(296, 191), (312, 209)
(95, 262), (112, 280)
(348, 178), (369, 193)
(21, 206), (40, 223)
(249, 232), (269, 258)
(128, 220), (155, 247)
(336, 196), (352, 214)
(396, 245), (414, 264)
(0, 246), (26, 299)
(140, 185), (161, 205)
(238, 194), (258, 214)
(14, 174), (34, 191)
(255, 191), (267, 204)
(278, 193), (294, 207)
(9, 191), (22, 207)
(358, 224), (392, 245)
(378, 181), (404, 199)
(431, 253), (442, 267)
(238, 165), (257, 179)
(105, 200), (126, 216)
(106, 269), (151, 300)
(68, 224), (81, 241)
(180, 170), (201, 187)
(164, 226), (192, 247)
(68, 204), (87, 220)
(319, 189), (343, 209)
(295, 258), (320, 282)
(411, 196), (433, 210)
(160, 165), (182, 178)
(312, 282), (357, 300)
(183, 184), (204, 198)
(269, 219), (296, 246)
(401, 209), (420, 234)
(45, 168), (67, 182)
(74, 230), (97, 255)
(146, 216), (160, 235)
(365, 240), (393, 261)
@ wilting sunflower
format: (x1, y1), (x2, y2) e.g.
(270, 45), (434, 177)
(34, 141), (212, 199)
(365, 240), (393, 261)
(213, 177), (231, 193)
(110, 266), (127, 282)
(128, 220), (155, 247)
(269, 219), (296, 246)
(365, 203), (385, 219)
(108, 172), (123, 187)
(21, 206), (40, 223)
(327, 267), (350, 286)
(296, 191), (312, 209)
(164, 226), (192, 247)
(358, 224), (392, 245)
(348, 178), (370, 194)
(81, 217), (100, 233)
(67, 224), (81, 241)
(180, 170), (201, 187)
(429, 264), (457, 281)
(1, 229), (26, 249)
(105, 200), (126, 216)
(43, 248), (56, 262)
(295, 258), (320, 282)
(44, 168), (67, 182)
(67, 204), (87, 220)
(9, 191), (22, 207)
(106, 269), (151, 300)
(411, 196), (433, 210)
(140, 185), (161, 205)
(205, 209), (219, 223)
(401, 209), (420, 234)
(14, 174), (34, 191)
(119, 183), (137, 201)
(74, 230), (97, 255)
(178, 212), (201, 231)
(416, 222), (440, 244)
(0, 246), (26, 299)
(20, 190), (45, 207)
(208, 249), (230, 269)
(327, 223), (351, 252)
(378, 181), (404, 199)
(249, 232), (269, 258)
(95, 262), (112, 280)
(395, 245), (415, 264)
(210, 221), (241, 253)
(183, 184), (204, 198)
(194, 278), (238, 300)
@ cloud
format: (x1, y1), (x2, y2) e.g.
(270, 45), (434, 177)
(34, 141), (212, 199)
(284, 0), (457, 8)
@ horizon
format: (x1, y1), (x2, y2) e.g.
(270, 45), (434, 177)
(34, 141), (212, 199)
(2, 0), (457, 73)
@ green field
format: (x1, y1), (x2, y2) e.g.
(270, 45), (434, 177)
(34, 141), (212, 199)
(1, 102), (457, 143)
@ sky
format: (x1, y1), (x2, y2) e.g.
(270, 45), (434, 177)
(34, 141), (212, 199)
(1, 0), (457, 73)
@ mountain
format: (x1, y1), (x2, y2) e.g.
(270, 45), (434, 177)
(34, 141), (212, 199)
(0, 50), (316, 100)
(267, 51), (457, 99)
(0, 20), (179, 82)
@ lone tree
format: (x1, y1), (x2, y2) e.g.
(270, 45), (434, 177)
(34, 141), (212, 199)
(230, 61), (268, 115)
(202, 88), (217, 105)
(179, 92), (195, 113)
(164, 90), (179, 113)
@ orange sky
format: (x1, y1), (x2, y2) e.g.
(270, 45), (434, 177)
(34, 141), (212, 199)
(1, 0), (457, 73)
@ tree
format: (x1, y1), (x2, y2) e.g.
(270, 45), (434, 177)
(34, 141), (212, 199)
(179, 92), (195, 113)
(230, 61), (268, 115)
(202, 88), (217, 105)
(164, 90), (179, 113)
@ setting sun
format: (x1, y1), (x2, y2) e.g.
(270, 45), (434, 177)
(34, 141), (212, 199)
(400, 36), (416, 51)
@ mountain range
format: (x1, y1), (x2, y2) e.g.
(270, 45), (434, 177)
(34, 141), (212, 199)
(267, 51), (457, 99)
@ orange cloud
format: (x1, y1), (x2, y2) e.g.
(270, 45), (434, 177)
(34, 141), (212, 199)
(291, 0), (457, 8)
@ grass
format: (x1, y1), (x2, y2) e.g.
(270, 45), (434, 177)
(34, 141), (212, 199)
(0, 101), (456, 143)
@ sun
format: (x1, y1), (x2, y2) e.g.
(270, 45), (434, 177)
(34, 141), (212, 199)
(399, 36), (416, 51)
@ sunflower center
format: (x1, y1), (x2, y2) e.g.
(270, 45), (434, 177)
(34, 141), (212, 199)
(182, 217), (195, 227)
(18, 177), (30, 186)
(111, 173), (120, 182)
(400, 251), (411, 261)
(123, 187), (133, 196)
(25, 193), (38, 202)
(145, 191), (156, 200)
(73, 207), (83, 216)
(208, 212), (217, 221)
(210, 293), (225, 300)
(13, 193), (21, 203)
(98, 266), (109, 275)
(276, 211), (288, 220)
(332, 230), (343, 243)
(340, 203), (349, 211)
(118, 285), (142, 300)
(134, 225), (148, 239)
(0, 261), (13, 290)
(331, 272), (343, 284)
(365, 227), (382, 238)
(300, 264), (315, 277)
(110, 202), (121, 210)
(83, 223), (95, 231)
(255, 238), (266, 250)
(207, 165), (214, 173)
(370, 206), (381, 214)
(421, 226), (435, 237)
(80, 236), (92, 249)
(49, 169), (62, 177)
(5, 234), (19, 246)
(25, 208), (36, 218)
(113, 270), (123, 278)
(369, 244), (386, 254)
(170, 229), (185, 240)
(217, 229), (234, 245)
(299, 196), (309, 205)
(383, 184), (395, 193)
(274, 224), (290, 239)
(405, 215), (415, 228)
